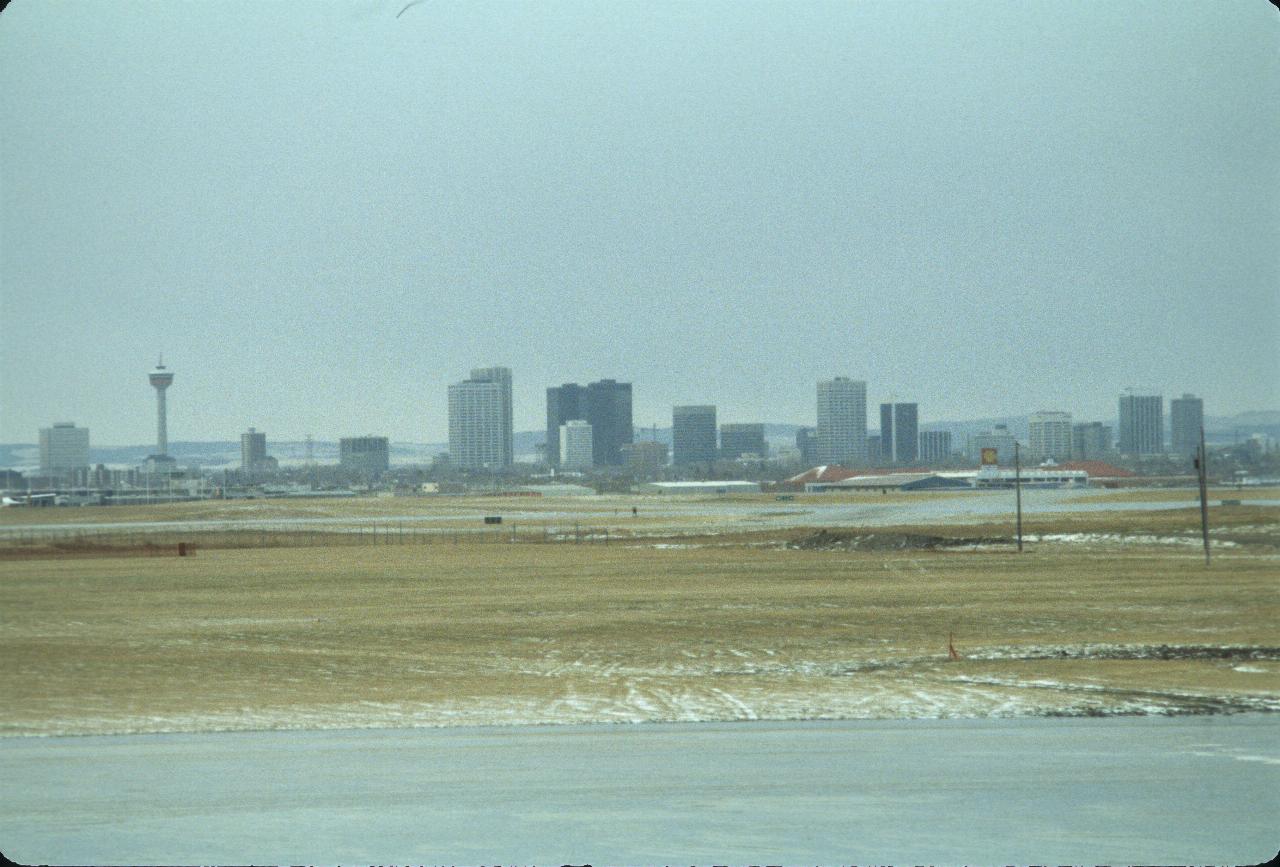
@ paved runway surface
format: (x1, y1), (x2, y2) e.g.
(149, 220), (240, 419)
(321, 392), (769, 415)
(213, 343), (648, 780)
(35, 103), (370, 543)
(3, 715), (1276, 865)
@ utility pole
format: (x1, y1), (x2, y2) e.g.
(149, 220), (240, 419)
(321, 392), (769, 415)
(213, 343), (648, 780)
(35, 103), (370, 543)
(1196, 426), (1210, 566)
(1014, 441), (1023, 553)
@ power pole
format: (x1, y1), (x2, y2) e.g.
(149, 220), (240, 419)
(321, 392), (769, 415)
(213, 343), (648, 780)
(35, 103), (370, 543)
(1014, 441), (1023, 553)
(1196, 426), (1210, 566)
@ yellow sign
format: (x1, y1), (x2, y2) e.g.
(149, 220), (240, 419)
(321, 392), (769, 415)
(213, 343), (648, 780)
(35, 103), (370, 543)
(981, 447), (998, 466)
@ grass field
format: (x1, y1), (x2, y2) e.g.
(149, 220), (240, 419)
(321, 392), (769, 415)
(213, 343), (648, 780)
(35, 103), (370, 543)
(2, 499), (1277, 736)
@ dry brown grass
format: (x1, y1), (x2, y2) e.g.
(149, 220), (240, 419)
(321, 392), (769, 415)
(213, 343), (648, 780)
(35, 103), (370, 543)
(2, 527), (1276, 736)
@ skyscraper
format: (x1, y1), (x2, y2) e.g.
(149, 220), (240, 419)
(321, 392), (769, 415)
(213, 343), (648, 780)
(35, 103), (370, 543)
(795, 427), (818, 466)
(817, 378), (866, 465)
(39, 422), (89, 477)
(719, 423), (766, 459)
(339, 436), (390, 476)
(879, 403), (894, 463)
(1028, 411), (1073, 461)
(449, 373), (511, 470)
(894, 403), (918, 464)
(1118, 391), (1164, 456)
(469, 367), (513, 466)
(878, 403), (919, 463)
(585, 379), (632, 466)
(918, 430), (952, 463)
(672, 405), (718, 466)
(545, 383), (585, 469)
(1071, 422), (1113, 460)
(1170, 394), (1204, 457)
(241, 428), (267, 471)
(148, 357), (174, 456)
(546, 379), (633, 467)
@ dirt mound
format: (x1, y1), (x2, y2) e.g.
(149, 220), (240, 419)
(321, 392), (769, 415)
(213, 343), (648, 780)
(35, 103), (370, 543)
(787, 529), (1011, 551)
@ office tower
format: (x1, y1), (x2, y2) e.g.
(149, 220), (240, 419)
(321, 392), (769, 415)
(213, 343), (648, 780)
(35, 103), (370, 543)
(339, 436), (390, 475)
(559, 420), (594, 470)
(967, 425), (1019, 464)
(919, 430), (952, 463)
(621, 440), (668, 476)
(1170, 394), (1204, 457)
(894, 404), (918, 464)
(720, 423), (766, 459)
(1118, 390), (1164, 455)
(467, 367), (513, 466)
(586, 379), (633, 466)
(545, 383), (585, 469)
(879, 404), (894, 461)
(548, 379), (633, 467)
(449, 374), (510, 470)
(39, 422), (89, 477)
(878, 402), (919, 463)
(1071, 422), (1113, 460)
(1028, 411), (1073, 461)
(241, 428), (267, 471)
(148, 357), (174, 456)
(816, 378), (867, 465)
(673, 405), (718, 465)
(795, 427), (818, 466)
(867, 435), (884, 464)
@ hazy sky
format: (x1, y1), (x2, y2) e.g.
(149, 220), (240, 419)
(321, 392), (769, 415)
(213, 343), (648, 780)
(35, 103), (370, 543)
(2, 0), (1277, 445)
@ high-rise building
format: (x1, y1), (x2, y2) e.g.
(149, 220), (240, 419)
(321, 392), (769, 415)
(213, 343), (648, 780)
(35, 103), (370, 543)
(867, 434), (883, 464)
(585, 379), (632, 466)
(621, 440), (668, 476)
(339, 436), (389, 475)
(879, 404), (894, 462)
(795, 427), (818, 466)
(967, 425), (1019, 465)
(672, 405), (718, 465)
(546, 379), (633, 467)
(1028, 411), (1073, 462)
(148, 357), (174, 456)
(1071, 422), (1113, 460)
(894, 404), (918, 464)
(449, 373), (511, 470)
(878, 403), (918, 463)
(720, 423), (766, 459)
(1118, 391), (1163, 456)
(919, 430), (952, 463)
(816, 378), (866, 465)
(39, 422), (89, 477)
(559, 420), (594, 470)
(241, 428), (267, 471)
(468, 367), (513, 466)
(545, 383), (585, 469)
(1170, 394), (1204, 457)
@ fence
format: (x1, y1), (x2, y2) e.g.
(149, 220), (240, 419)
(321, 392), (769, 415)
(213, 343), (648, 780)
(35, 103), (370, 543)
(0, 521), (625, 558)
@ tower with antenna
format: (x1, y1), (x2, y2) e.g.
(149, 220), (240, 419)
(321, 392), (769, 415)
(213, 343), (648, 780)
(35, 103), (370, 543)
(148, 356), (175, 456)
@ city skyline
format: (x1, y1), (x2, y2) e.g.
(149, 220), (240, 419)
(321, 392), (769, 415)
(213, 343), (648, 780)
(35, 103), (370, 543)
(2, 3), (1277, 444)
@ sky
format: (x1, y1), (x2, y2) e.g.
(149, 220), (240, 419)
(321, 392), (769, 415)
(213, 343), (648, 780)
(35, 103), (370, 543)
(1, 0), (1277, 445)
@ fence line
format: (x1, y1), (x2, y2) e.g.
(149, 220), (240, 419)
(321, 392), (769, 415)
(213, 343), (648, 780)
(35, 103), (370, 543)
(0, 520), (628, 556)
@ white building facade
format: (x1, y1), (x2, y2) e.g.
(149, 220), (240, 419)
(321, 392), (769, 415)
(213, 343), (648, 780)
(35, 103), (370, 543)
(39, 422), (90, 476)
(559, 420), (594, 471)
(1028, 411), (1073, 461)
(448, 377), (509, 470)
(816, 377), (867, 466)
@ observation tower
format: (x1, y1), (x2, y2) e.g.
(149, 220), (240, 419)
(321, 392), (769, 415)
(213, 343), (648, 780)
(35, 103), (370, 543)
(149, 357), (175, 456)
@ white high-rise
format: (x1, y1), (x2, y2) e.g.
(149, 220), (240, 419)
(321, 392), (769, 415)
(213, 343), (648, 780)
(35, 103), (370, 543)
(816, 377), (867, 465)
(1028, 411), (1073, 461)
(559, 420), (594, 470)
(39, 422), (90, 477)
(448, 366), (513, 470)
